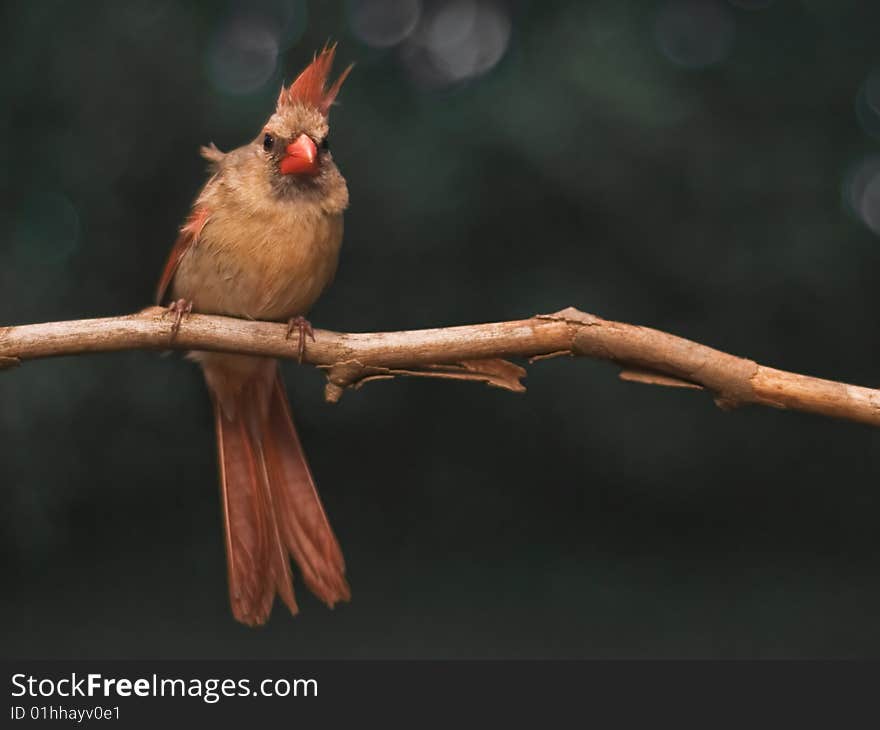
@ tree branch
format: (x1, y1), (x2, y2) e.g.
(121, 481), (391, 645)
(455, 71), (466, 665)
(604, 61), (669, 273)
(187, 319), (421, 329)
(1, 306), (878, 427)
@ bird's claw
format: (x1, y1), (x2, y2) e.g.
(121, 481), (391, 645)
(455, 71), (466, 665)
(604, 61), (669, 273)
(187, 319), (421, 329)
(164, 298), (193, 339)
(286, 315), (315, 363)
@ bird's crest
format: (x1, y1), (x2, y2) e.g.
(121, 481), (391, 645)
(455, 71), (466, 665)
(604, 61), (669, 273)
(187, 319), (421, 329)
(278, 43), (352, 117)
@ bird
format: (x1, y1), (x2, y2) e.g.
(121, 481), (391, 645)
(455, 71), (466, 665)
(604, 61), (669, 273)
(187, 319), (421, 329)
(155, 45), (353, 626)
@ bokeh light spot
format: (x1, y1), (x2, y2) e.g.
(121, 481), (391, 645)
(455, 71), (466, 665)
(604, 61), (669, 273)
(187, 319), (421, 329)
(655, 0), (735, 69)
(208, 15), (280, 95)
(403, 0), (511, 87)
(349, 0), (421, 48)
(428, 0), (477, 53)
(860, 174), (880, 234)
(842, 156), (880, 234)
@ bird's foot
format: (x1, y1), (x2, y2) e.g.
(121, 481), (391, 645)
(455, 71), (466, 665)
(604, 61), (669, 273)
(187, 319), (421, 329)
(163, 298), (193, 339)
(286, 315), (315, 363)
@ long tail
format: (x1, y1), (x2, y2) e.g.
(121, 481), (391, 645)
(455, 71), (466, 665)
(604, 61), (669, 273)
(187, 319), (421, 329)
(206, 356), (350, 626)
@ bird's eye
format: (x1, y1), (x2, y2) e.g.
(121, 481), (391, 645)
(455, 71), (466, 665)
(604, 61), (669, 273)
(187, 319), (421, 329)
(320, 137), (330, 151)
(263, 133), (274, 152)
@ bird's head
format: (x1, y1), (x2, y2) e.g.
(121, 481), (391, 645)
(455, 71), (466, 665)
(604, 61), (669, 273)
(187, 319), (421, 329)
(259, 44), (352, 185)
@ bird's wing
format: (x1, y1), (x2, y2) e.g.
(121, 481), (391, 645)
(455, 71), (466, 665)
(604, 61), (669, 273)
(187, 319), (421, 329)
(155, 205), (210, 304)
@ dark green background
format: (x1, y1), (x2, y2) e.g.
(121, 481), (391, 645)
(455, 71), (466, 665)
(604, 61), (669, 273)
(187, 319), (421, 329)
(2, 0), (880, 657)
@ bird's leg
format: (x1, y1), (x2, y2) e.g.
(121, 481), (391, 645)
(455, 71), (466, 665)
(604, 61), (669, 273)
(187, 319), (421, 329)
(286, 315), (315, 363)
(163, 298), (193, 339)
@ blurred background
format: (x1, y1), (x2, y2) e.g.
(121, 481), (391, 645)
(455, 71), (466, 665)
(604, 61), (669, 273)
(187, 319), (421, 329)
(2, 0), (880, 658)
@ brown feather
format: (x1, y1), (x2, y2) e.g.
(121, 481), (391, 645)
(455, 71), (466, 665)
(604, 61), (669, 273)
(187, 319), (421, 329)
(207, 359), (347, 623)
(156, 206), (209, 305)
(263, 371), (350, 607)
(213, 393), (276, 625)
(279, 42), (352, 117)
(211, 362), (304, 625)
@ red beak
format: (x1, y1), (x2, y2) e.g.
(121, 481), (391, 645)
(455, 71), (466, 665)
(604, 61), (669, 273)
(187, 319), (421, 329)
(280, 133), (319, 176)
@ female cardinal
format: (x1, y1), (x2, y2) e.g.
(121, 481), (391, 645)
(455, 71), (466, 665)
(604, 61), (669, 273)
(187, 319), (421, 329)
(156, 46), (353, 626)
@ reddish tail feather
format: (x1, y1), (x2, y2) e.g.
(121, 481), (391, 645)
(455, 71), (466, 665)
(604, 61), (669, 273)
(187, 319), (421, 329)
(209, 362), (349, 626)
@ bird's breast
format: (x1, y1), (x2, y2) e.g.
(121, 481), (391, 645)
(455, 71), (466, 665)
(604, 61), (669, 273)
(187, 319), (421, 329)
(173, 201), (343, 321)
